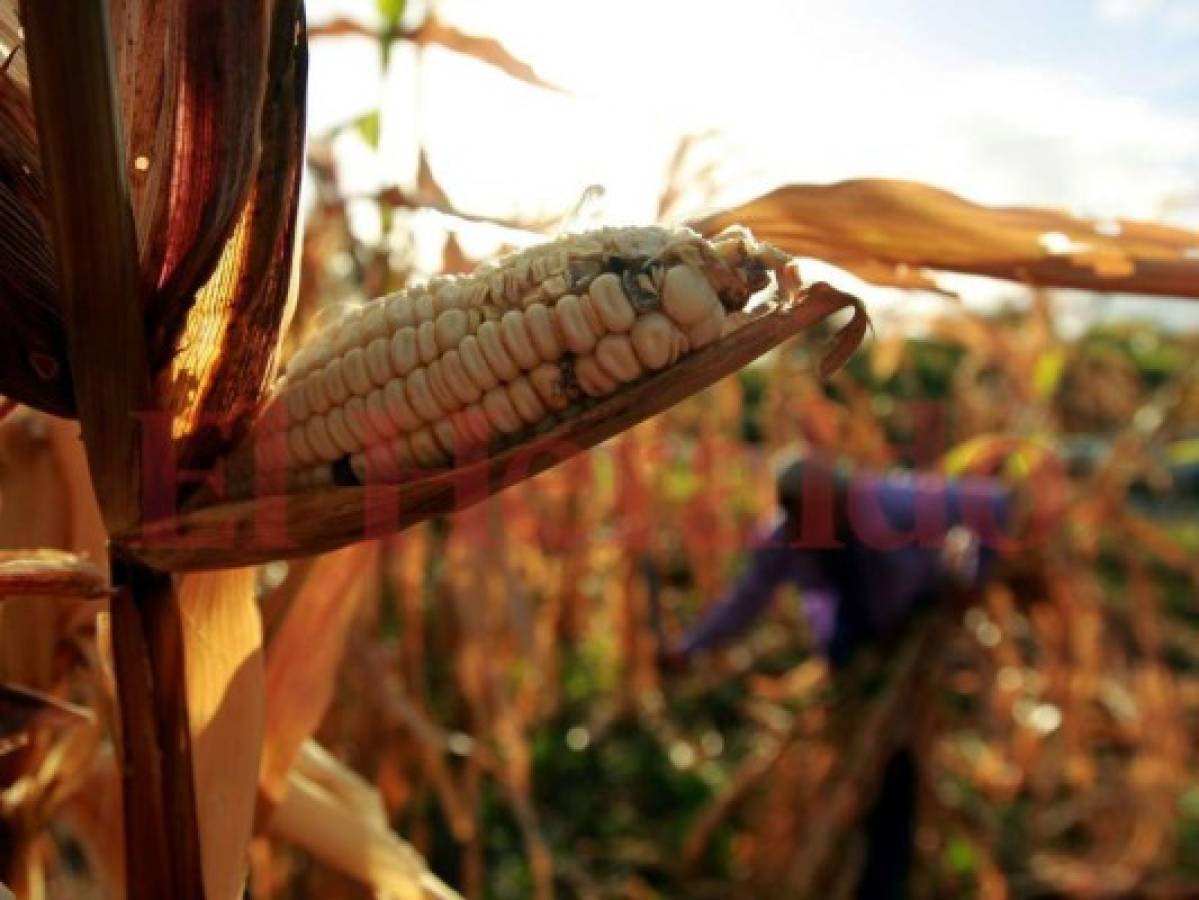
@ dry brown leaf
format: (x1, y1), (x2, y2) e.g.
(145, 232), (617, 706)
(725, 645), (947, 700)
(57, 749), (126, 897)
(0, 0), (27, 88)
(259, 544), (376, 808)
(0, 3), (68, 415)
(0, 550), (108, 599)
(178, 567), (263, 900)
(270, 756), (462, 900)
(310, 15), (565, 94)
(409, 17), (564, 93)
(21, 0), (150, 530)
(693, 179), (1199, 298)
(293, 740), (387, 829)
(0, 681), (92, 737)
(416, 148), (453, 213)
(440, 232), (473, 276)
(157, 0), (307, 479)
(0, 412), (106, 688)
(0, 0), (306, 442)
(136, 2), (271, 357)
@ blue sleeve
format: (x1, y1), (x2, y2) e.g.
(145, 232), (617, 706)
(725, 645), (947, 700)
(946, 477), (1012, 552)
(678, 523), (821, 655)
(848, 473), (1012, 552)
(843, 473), (1013, 636)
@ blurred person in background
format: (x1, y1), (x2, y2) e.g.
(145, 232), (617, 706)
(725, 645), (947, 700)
(659, 447), (1013, 899)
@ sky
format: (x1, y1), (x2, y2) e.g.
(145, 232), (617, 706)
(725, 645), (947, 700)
(305, 0), (1199, 332)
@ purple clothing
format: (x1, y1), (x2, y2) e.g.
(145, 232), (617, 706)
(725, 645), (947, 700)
(679, 516), (839, 655)
(679, 473), (1011, 661)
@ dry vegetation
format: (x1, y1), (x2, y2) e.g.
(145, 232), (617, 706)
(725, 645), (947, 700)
(1, 2), (1198, 899)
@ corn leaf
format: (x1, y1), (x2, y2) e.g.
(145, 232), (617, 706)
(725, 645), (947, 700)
(259, 545), (376, 808)
(158, 0), (308, 478)
(177, 568), (264, 900)
(693, 179), (1199, 299)
(310, 14), (564, 94)
(0, 0), (306, 457)
(57, 750), (126, 898)
(0, 682), (92, 736)
(0, 1), (25, 87)
(0, 550), (108, 599)
(0, 413), (107, 688)
(21, 0), (150, 531)
(407, 17), (564, 94)
(270, 752), (463, 900)
(0, 16), (71, 416)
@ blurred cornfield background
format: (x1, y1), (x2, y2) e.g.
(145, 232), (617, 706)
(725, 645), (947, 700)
(4, 0), (1199, 898)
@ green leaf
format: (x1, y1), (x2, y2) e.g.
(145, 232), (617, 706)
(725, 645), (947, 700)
(377, 0), (406, 66)
(377, 0), (406, 28)
(354, 110), (380, 149)
(943, 834), (978, 876)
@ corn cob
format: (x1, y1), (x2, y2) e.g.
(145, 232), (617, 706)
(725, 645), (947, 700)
(227, 225), (800, 497)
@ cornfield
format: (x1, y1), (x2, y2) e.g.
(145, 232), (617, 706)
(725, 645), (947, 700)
(1, 2), (1197, 898)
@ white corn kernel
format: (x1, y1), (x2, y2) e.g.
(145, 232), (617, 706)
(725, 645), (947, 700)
(366, 388), (401, 439)
(524, 303), (561, 362)
(434, 308), (469, 352)
(425, 360), (461, 414)
(390, 433), (416, 471)
(334, 319), (365, 357)
(433, 419), (458, 456)
(383, 378), (424, 432)
(629, 312), (676, 370)
(410, 427), (445, 467)
(390, 327), (419, 377)
(662, 265), (719, 326)
(507, 375), (547, 424)
(530, 363), (569, 411)
(326, 407), (358, 455)
(414, 293), (436, 323)
(405, 368), (443, 423)
(686, 304), (726, 350)
(342, 347), (373, 396)
(364, 442), (398, 481)
(440, 350), (482, 405)
(285, 384), (309, 424)
(578, 294), (605, 337)
(589, 273), (636, 332)
(366, 337), (392, 386)
(343, 395), (377, 446)
(482, 385), (522, 433)
(361, 304), (389, 343)
(555, 294), (598, 354)
(459, 335), (499, 391)
(306, 414), (341, 462)
(454, 405), (493, 447)
(323, 358), (350, 406)
(304, 370), (332, 415)
(477, 321), (520, 382)
(385, 294), (415, 330)
(596, 334), (644, 383)
(417, 320), (439, 365)
(575, 355), (617, 397)
(500, 310), (541, 371)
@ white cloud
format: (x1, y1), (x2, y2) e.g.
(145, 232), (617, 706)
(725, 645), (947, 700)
(1164, 1), (1199, 32)
(1097, 0), (1162, 23)
(1096, 0), (1199, 30)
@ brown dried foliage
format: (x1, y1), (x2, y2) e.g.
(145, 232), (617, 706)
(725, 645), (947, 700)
(695, 179), (1199, 298)
(1, 4), (1198, 900)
